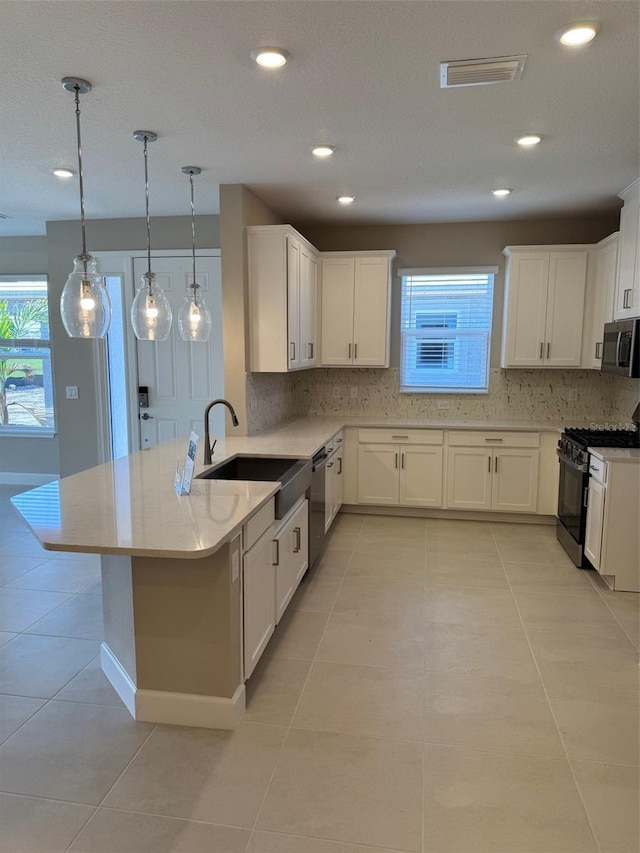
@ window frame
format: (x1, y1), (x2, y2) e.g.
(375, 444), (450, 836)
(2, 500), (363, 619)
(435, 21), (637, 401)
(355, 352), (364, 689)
(0, 275), (56, 437)
(398, 266), (497, 395)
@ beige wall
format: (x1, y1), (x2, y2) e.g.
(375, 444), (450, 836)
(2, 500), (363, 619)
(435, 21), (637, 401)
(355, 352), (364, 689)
(48, 215), (220, 477)
(219, 185), (285, 434)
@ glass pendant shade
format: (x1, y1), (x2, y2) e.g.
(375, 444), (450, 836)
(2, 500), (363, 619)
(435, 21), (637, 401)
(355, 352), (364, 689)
(130, 272), (172, 341)
(60, 254), (111, 338)
(178, 283), (212, 341)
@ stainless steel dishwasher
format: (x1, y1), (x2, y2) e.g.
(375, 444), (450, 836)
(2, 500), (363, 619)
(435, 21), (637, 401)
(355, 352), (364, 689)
(309, 447), (328, 567)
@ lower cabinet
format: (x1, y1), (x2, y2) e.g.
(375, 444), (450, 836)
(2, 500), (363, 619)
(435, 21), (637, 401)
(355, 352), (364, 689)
(243, 523), (276, 679)
(325, 438), (344, 530)
(357, 430), (444, 507)
(274, 498), (309, 623)
(445, 444), (539, 513)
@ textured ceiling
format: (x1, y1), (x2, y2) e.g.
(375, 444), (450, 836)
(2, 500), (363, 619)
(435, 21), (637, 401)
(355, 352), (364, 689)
(0, 0), (638, 236)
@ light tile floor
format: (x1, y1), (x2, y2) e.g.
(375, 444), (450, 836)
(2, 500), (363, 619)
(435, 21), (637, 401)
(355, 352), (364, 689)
(1, 484), (638, 853)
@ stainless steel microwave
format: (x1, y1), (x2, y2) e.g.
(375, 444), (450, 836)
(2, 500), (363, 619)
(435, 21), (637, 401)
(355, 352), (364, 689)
(601, 318), (640, 377)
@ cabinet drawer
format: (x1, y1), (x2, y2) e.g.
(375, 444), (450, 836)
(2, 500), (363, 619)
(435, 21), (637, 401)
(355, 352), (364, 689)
(446, 431), (540, 448)
(244, 499), (276, 551)
(588, 455), (607, 484)
(358, 428), (443, 445)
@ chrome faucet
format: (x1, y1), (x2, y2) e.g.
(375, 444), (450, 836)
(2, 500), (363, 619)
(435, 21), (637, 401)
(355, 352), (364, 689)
(203, 399), (240, 465)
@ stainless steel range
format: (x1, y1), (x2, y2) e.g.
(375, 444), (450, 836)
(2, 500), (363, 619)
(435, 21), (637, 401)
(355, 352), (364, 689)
(556, 416), (640, 566)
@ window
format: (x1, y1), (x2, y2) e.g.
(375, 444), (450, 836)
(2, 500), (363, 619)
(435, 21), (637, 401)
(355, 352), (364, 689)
(400, 268), (495, 393)
(0, 276), (55, 432)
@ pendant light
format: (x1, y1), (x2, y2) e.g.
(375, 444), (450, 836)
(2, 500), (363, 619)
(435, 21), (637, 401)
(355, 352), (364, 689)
(59, 78), (111, 338)
(130, 131), (172, 341)
(178, 167), (212, 341)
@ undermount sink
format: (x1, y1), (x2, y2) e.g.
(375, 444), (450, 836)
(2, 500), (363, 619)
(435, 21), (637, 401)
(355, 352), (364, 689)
(197, 456), (312, 519)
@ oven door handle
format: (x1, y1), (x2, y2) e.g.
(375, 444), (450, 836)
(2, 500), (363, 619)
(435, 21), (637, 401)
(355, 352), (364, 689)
(556, 449), (588, 473)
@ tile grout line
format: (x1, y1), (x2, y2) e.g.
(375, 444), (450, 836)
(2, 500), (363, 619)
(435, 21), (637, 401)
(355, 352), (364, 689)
(246, 514), (365, 850)
(488, 524), (604, 853)
(584, 570), (640, 650)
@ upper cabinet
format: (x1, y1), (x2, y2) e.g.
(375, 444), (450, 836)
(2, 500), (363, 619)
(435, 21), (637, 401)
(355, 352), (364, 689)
(320, 251), (395, 367)
(248, 225), (318, 372)
(582, 233), (619, 369)
(613, 179), (640, 320)
(501, 246), (588, 368)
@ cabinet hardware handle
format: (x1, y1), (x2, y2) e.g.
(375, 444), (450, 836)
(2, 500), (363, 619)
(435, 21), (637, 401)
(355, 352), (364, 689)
(624, 288), (632, 309)
(401, 453), (405, 469)
(539, 342), (544, 359)
(308, 342), (313, 359)
(293, 527), (301, 553)
(395, 452), (398, 469)
(337, 458), (342, 474)
(494, 456), (498, 473)
(272, 539), (280, 566)
(336, 437), (343, 443)
(589, 465), (599, 472)
(546, 342), (550, 359)
(484, 438), (503, 442)
(583, 487), (589, 508)
(595, 342), (602, 359)
(348, 343), (352, 359)
(354, 343), (358, 359)
(327, 461), (334, 468)
(488, 456), (492, 473)
(290, 342), (295, 361)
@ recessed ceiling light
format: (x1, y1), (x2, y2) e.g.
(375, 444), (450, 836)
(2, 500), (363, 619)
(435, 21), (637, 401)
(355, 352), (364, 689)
(251, 47), (289, 68)
(312, 146), (335, 158)
(516, 134), (542, 147)
(337, 195), (355, 204)
(555, 22), (600, 46)
(492, 188), (512, 197)
(53, 168), (75, 178)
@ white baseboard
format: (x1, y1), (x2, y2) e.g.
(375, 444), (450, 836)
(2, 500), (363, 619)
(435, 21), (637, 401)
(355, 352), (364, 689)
(0, 472), (59, 486)
(100, 642), (245, 729)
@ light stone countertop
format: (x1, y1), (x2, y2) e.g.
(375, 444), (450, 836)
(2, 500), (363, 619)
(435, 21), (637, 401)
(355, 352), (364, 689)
(588, 447), (640, 463)
(10, 415), (571, 559)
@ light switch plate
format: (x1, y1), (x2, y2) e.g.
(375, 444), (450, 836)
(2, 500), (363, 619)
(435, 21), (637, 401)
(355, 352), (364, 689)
(65, 386), (79, 399)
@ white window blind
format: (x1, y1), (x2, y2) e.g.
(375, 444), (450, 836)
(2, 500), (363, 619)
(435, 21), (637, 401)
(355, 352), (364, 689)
(400, 270), (494, 393)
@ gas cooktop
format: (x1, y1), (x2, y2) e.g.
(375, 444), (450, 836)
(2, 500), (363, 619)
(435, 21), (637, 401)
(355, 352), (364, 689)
(563, 427), (640, 449)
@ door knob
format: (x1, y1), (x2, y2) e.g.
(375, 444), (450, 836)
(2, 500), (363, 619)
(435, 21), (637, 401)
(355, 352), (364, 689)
(140, 412), (154, 420)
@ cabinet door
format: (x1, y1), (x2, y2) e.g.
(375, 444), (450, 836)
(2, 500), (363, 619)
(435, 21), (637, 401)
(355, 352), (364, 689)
(357, 444), (399, 505)
(353, 257), (391, 366)
(590, 240), (618, 367)
(334, 450), (344, 517)
(399, 446), (443, 507)
(491, 449), (539, 513)
(287, 237), (301, 369)
(243, 527), (275, 678)
(502, 254), (549, 367)
(445, 447), (492, 510)
(614, 190), (640, 319)
(291, 499), (309, 586)
(274, 514), (295, 625)
(299, 247), (317, 367)
(325, 456), (335, 531)
(321, 258), (355, 365)
(544, 253), (587, 367)
(584, 477), (605, 571)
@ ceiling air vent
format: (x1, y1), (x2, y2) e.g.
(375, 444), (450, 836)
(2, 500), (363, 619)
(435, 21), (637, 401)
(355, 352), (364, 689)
(440, 55), (527, 88)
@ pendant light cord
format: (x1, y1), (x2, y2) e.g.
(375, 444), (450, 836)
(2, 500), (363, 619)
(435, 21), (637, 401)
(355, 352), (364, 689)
(73, 85), (88, 264)
(189, 172), (199, 306)
(143, 135), (152, 288)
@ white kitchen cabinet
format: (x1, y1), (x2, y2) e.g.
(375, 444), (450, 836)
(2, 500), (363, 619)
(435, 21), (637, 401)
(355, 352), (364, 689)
(501, 246), (588, 368)
(243, 523), (275, 678)
(320, 251), (395, 367)
(325, 432), (344, 530)
(583, 234), (618, 368)
(584, 452), (639, 592)
(248, 225), (318, 372)
(274, 498), (309, 623)
(613, 179), (640, 320)
(445, 432), (539, 513)
(357, 429), (444, 507)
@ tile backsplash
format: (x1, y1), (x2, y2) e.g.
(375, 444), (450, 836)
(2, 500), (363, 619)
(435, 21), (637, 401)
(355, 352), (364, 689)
(246, 372), (298, 434)
(291, 368), (624, 425)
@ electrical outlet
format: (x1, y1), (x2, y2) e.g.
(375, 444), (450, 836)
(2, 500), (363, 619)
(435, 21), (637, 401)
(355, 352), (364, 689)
(333, 386), (341, 399)
(437, 400), (450, 410)
(566, 388), (578, 402)
(350, 386), (358, 399)
(65, 386), (79, 399)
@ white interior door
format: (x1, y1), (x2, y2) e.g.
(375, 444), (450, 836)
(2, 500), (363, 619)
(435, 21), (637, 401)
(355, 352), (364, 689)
(134, 255), (224, 450)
